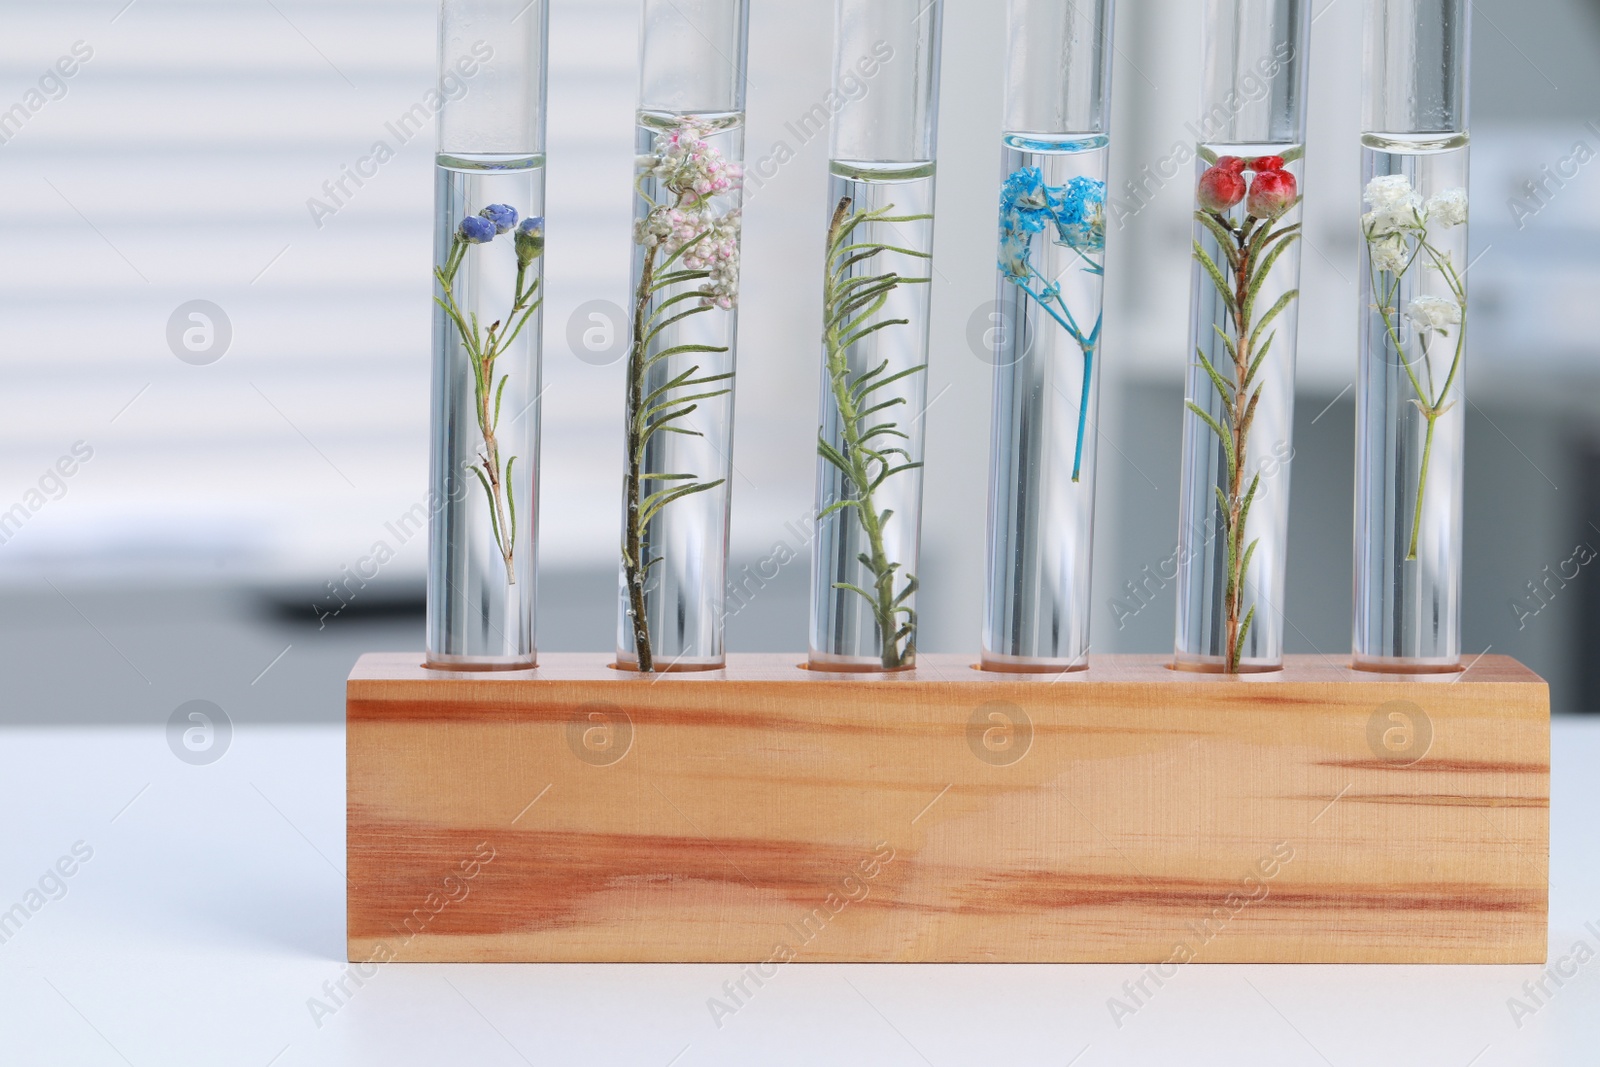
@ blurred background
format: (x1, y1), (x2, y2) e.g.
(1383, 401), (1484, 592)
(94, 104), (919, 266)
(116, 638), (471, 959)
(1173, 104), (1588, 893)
(0, 0), (1595, 723)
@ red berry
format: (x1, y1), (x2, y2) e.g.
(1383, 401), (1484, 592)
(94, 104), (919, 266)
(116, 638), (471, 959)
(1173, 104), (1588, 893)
(1246, 168), (1297, 219)
(1197, 161), (1247, 213)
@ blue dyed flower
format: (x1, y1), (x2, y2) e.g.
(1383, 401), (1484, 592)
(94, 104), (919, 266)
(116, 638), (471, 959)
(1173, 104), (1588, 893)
(998, 167), (1054, 279)
(457, 215), (496, 244)
(997, 168), (1107, 278)
(514, 215), (545, 266)
(480, 203), (518, 234)
(1053, 175), (1106, 253)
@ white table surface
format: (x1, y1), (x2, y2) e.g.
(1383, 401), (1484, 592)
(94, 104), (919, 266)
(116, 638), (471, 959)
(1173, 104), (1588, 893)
(2, 721), (1596, 1067)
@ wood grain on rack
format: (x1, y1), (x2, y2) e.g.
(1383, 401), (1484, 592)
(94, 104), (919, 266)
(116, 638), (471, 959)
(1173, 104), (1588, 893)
(347, 653), (1549, 964)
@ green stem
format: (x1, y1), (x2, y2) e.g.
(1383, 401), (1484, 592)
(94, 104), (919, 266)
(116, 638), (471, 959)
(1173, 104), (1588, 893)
(623, 241), (659, 672)
(1193, 208), (1296, 672)
(1408, 414), (1436, 561)
(1366, 234), (1467, 565)
(822, 196), (920, 670)
(438, 235), (523, 584)
(1223, 222), (1252, 673)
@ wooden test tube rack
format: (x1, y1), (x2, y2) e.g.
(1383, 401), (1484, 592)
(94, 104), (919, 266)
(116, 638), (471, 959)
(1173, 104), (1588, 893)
(346, 653), (1549, 964)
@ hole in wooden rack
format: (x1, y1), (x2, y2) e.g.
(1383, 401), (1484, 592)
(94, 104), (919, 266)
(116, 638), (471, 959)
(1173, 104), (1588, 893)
(794, 661), (916, 675)
(1166, 660), (1285, 675)
(970, 661), (1089, 675)
(606, 661), (726, 674)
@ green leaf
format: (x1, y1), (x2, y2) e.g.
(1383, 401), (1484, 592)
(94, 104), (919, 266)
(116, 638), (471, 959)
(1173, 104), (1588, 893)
(642, 389), (730, 422)
(831, 248), (886, 279)
(868, 462), (922, 492)
(643, 289), (714, 326)
(817, 498), (861, 520)
(639, 479), (724, 528)
(500, 295), (545, 350)
(1201, 336), (1238, 391)
(1233, 603), (1257, 667)
(649, 268), (712, 292)
(859, 424), (910, 442)
(492, 374), (509, 431)
(1248, 289), (1298, 356)
(1237, 473), (1261, 542)
(830, 287), (896, 330)
(852, 362), (926, 400)
(1192, 241), (1237, 320)
(855, 398), (908, 421)
(1246, 331), (1275, 388)
(850, 358), (891, 386)
(643, 366), (710, 409)
(1195, 212), (1239, 267)
(1244, 232), (1300, 323)
(471, 465), (502, 550)
(832, 272), (901, 303)
(1186, 399), (1237, 479)
(504, 456), (518, 553)
(1248, 221), (1301, 262)
(834, 291), (893, 340)
(1242, 384), (1262, 434)
(1279, 146), (1304, 164)
(839, 318), (916, 351)
(658, 227), (712, 271)
(841, 241), (931, 260)
(1198, 145), (1219, 165)
(642, 305), (712, 349)
(643, 342), (729, 371)
(816, 436), (855, 478)
(832, 581), (877, 608)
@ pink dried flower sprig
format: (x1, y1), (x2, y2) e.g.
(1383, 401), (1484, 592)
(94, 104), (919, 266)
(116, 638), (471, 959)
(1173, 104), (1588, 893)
(621, 117), (745, 671)
(634, 121), (744, 309)
(640, 123), (743, 205)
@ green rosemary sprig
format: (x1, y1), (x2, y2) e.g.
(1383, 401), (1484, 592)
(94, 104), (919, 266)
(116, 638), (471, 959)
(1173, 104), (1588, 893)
(1188, 197), (1301, 672)
(435, 228), (542, 585)
(622, 227), (731, 673)
(817, 196), (932, 670)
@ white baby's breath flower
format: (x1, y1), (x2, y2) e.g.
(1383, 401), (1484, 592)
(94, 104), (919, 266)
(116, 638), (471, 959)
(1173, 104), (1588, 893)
(1406, 294), (1462, 335)
(1424, 187), (1468, 228)
(1362, 208), (1413, 238)
(1362, 174), (1423, 236)
(1368, 235), (1409, 274)
(1365, 174), (1419, 210)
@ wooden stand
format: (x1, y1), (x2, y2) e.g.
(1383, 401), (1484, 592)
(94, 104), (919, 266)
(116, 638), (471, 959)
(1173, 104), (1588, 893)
(347, 653), (1549, 964)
